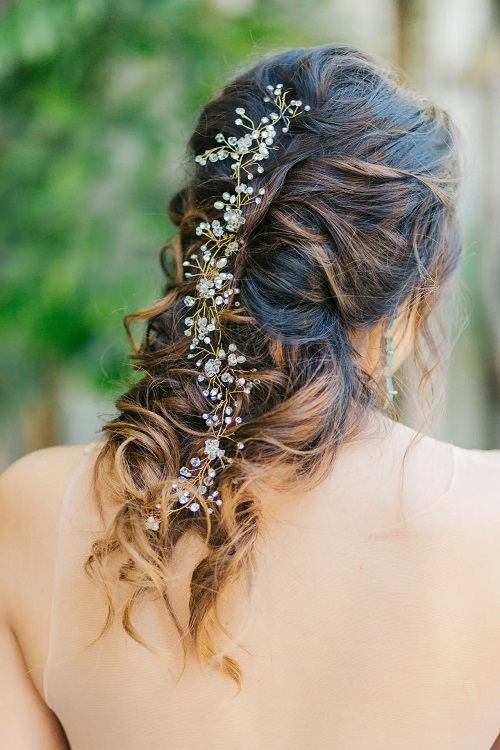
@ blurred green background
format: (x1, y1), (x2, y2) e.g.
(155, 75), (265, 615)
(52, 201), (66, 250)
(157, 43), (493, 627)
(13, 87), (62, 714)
(1, 0), (499, 467)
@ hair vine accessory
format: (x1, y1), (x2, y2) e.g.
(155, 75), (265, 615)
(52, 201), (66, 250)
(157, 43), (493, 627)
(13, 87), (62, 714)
(145, 84), (311, 531)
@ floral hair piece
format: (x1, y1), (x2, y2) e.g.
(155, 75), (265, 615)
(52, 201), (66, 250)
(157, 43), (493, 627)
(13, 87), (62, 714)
(145, 84), (310, 531)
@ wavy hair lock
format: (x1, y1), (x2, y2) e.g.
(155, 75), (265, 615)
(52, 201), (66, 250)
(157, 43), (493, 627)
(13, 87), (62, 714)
(85, 43), (463, 688)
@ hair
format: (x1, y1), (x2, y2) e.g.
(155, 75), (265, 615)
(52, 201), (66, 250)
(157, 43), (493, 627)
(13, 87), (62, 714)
(85, 43), (463, 689)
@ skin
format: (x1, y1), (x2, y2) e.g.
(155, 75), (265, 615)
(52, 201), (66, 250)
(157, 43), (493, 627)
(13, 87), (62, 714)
(1, 306), (500, 749)
(0, 446), (83, 750)
(0, 308), (414, 750)
(351, 298), (418, 380)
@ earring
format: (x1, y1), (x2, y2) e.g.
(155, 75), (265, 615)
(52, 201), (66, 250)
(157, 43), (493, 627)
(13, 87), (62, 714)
(382, 312), (398, 411)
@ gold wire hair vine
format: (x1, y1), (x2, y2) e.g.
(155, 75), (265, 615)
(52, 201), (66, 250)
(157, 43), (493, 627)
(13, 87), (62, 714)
(145, 84), (310, 531)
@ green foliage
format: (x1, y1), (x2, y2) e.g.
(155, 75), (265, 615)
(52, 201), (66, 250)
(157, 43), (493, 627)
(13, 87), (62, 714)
(0, 0), (319, 418)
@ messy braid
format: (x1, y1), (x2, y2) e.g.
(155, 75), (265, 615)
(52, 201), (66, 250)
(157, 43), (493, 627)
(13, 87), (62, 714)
(85, 43), (463, 688)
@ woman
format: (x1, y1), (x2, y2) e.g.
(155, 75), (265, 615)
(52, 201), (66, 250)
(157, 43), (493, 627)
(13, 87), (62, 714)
(1, 43), (500, 750)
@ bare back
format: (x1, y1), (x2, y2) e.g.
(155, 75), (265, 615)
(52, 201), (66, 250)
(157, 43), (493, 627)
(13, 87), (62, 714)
(3, 414), (500, 749)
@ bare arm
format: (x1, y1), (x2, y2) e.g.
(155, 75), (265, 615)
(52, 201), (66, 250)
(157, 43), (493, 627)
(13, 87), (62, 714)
(0, 447), (85, 749)
(0, 620), (70, 749)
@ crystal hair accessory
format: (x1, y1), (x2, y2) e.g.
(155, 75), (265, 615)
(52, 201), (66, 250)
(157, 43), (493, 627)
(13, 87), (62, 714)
(145, 84), (310, 531)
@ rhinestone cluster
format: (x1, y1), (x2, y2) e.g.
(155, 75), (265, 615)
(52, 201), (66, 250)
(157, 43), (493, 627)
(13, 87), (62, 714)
(145, 84), (310, 531)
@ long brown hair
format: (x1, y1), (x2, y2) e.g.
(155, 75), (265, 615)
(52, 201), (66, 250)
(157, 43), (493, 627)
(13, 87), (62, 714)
(85, 43), (463, 687)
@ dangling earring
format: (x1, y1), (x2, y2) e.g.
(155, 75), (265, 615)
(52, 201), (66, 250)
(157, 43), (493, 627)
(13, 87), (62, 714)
(382, 312), (398, 411)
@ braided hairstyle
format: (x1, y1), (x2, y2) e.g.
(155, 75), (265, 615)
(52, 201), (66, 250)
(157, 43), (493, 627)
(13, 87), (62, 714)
(86, 43), (463, 687)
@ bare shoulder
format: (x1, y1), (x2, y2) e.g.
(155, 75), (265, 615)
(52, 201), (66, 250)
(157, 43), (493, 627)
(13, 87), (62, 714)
(0, 444), (90, 531)
(420, 440), (500, 584)
(0, 447), (83, 748)
(0, 443), (90, 491)
(438, 443), (500, 588)
(389, 417), (500, 500)
(391, 429), (500, 679)
(454, 443), (500, 469)
(446, 443), (500, 508)
(0, 445), (91, 620)
(444, 444), (500, 681)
